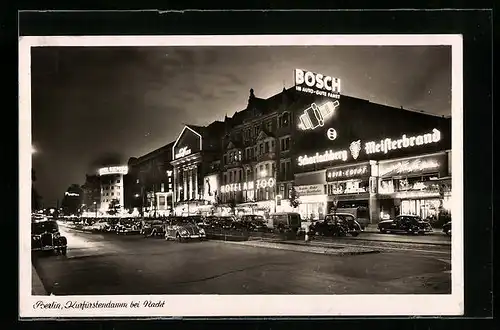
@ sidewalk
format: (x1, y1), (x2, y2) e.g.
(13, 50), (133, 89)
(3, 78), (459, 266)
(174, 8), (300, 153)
(32, 265), (47, 295)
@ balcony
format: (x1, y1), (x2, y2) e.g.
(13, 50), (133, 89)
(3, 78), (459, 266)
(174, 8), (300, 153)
(256, 152), (276, 162)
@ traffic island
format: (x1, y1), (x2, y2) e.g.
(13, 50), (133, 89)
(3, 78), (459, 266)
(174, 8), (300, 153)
(221, 238), (381, 256)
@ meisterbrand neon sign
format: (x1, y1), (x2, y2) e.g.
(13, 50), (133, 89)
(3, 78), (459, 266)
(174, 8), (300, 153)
(365, 129), (441, 155)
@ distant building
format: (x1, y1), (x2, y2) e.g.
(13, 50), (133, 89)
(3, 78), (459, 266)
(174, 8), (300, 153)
(81, 174), (101, 211)
(126, 142), (175, 217)
(97, 165), (128, 213)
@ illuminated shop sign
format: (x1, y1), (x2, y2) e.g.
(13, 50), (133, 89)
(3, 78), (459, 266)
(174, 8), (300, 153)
(328, 181), (368, 195)
(365, 129), (441, 155)
(98, 166), (128, 176)
(297, 101), (340, 130)
(378, 155), (443, 178)
(64, 192), (80, 197)
(175, 146), (191, 159)
(295, 184), (325, 196)
(294, 69), (341, 98)
(326, 165), (369, 181)
(221, 178), (275, 193)
(297, 149), (348, 167)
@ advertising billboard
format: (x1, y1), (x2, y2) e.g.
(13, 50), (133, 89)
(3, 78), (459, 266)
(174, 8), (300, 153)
(98, 166), (128, 176)
(173, 126), (202, 160)
(203, 174), (219, 203)
(292, 92), (452, 173)
(294, 68), (341, 99)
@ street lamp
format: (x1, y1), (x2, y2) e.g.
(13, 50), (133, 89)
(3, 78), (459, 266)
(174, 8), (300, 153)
(93, 201), (97, 218)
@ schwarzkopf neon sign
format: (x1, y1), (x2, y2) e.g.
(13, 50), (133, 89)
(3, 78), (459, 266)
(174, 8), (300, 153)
(297, 129), (442, 167)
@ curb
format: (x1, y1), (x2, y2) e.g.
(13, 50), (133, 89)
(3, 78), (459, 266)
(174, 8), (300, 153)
(32, 265), (48, 295)
(330, 236), (451, 247)
(221, 239), (380, 256)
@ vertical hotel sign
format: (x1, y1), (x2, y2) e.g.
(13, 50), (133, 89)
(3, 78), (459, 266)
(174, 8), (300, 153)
(294, 69), (341, 99)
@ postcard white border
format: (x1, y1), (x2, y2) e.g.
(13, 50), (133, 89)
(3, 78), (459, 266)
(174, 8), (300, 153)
(19, 34), (464, 317)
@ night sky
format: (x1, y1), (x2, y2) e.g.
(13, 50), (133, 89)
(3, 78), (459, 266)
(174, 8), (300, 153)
(31, 45), (451, 207)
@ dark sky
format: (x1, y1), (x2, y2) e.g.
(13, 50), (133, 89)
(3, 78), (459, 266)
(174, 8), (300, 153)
(31, 45), (451, 207)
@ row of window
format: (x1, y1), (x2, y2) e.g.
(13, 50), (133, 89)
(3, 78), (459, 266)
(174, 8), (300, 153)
(221, 187), (277, 203)
(223, 136), (291, 165)
(102, 183), (121, 191)
(223, 162), (277, 184)
(102, 192), (121, 197)
(238, 113), (291, 142)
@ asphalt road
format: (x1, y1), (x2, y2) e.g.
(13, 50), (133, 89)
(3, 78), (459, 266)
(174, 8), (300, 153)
(32, 226), (451, 295)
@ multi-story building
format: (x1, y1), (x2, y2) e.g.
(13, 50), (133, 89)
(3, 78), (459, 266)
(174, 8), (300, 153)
(125, 142), (175, 217)
(289, 68), (452, 223)
(81, 174), (101, 212)
(97, 165), (128, 213)
(170, 122), (225, 216)
(217, 88), (296, 217)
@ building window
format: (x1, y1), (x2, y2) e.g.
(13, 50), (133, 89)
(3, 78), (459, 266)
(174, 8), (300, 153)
(280, 136), (291, 152)
(230, 171), (233, 183)
(266, 121), (272, 132)
(280, 112), (290, 128)
(223, 154), (228, 165)
(161, 183), (165, 192)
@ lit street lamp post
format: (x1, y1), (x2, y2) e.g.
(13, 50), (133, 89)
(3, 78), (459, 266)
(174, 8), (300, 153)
(93, 201), (97, 218)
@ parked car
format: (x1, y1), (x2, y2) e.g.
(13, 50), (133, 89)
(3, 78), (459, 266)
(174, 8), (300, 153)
(165, 217), (206, 242)
(442, 221), (451, 236)
(31, 220), (68, 255)
(212, 216), (237, 230)
(115, 220), (141, 235)
(378, 215), (433, 234)
(269, 212), (302, 234)
(334, 206), (370, 229)
(238, 214), (271, 232)
(89, 220), (109, 232)
(309, 213), (362, 237)
(141, 219), (166, 237)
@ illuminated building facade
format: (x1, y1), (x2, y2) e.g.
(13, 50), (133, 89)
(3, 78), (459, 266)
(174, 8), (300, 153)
(126, 142), (175, 217)
(290, 68), (452, 223)
(118, 68), (452, 223)
(216, 88), (296, 217)
(97, 165), (128, 213)
(170, 122), (225, 216)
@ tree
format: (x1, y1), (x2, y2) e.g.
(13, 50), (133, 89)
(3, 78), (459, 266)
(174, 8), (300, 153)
(289, 186), (300, 209)
(107, 198), (121, 215)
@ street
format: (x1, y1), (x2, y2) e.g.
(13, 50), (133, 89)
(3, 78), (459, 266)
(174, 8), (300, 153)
(32, 225), (451, 295)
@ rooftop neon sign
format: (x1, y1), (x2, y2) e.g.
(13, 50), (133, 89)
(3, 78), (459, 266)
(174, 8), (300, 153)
(98, 166), (128, 176)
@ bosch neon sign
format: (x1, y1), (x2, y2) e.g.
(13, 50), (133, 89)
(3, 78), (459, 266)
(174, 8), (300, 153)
(294, 69), (341, 98)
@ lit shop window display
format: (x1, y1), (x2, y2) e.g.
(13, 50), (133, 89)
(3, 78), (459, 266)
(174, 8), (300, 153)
(379, 175), (441, 195)
(326, 180), (369, 195)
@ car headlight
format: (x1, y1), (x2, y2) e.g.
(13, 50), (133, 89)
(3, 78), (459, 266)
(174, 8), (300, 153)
(32, 235), (40, 240)
(180, 229), (188, 235)
(199, 228), (205, 234)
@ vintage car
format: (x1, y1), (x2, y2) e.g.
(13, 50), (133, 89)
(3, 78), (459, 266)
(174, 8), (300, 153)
(31, 220), (68, 255)
(115, 221), (141, 235)
(309, 213), (362, 237)
(88, 220), (110, 232)
(442, 221), (452, 236)
(210, 216), (237, 230)
(141, 219), (166, 237)
(378, 215), (433, 234)
(165, 217), (206, 242)
(237, 215), (271, 232)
